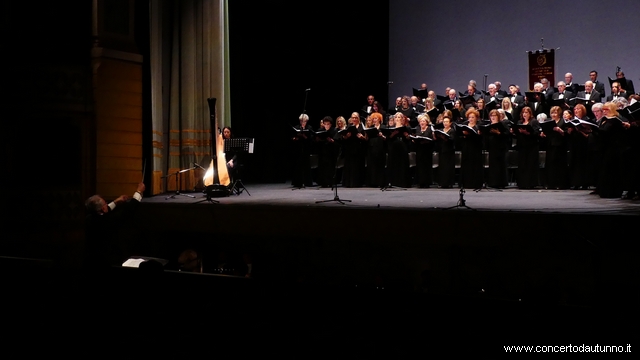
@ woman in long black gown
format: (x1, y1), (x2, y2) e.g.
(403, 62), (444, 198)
(365, 112), (387, 188)
(412, 114), (435, 188)
(435, 115), (456, 188)
(513, 106), (541, 189)
(458, 107), (484, 189)
(483, 109), (509, 188)
(340, 112), (367, 187)
(543, 106), (568, 189)
(291, 114), (314, 188)
(597, 102), (625, 198)
(566, 104), (593, 189)
(315, 116), (338, 188)
(386, 112), (412, 187)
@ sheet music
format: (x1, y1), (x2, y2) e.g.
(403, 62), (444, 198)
(122, 258), (146, 268)
(224, 138), (255, 153)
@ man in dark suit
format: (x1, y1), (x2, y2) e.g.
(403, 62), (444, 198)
(494, 81), (509, 97)
(616, 71), (635, 95)
(508, 84), (525, 119)
(552, 81), (573, 110)
(484, 83), (504, 106)
(589, 70), (606, 102)
(444, 88), (458, 106)
(575, 81), (601, 117)
(427, 90), (442, 108)
(527, 83), (549, 117)
(84, 182), (146, 270)
(575, 81), (601, 106)
(464, 80), (483, 98)
(606, 82), (629, 101)
(410, 96), (425, 113)
(540, 78), (555, 101)
(361, 95), (375, 116)
(564, 73), (579, 95)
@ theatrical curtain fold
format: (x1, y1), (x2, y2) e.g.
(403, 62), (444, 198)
(149, 0), (231, 195)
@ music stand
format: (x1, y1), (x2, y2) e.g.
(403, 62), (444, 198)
(225, 138), (254, 196)
(164, 165), (197, 200)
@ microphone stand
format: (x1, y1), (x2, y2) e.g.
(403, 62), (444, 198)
(164, 165), (198, 200)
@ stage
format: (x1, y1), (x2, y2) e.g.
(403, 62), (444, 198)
(148, 183), (640, 215)
(123, 184), (639, 308)
(4, 183), (639, 350)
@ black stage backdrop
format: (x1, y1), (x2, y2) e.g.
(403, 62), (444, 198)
(228, 1), (389, 183)
(389, 0), (640, 105)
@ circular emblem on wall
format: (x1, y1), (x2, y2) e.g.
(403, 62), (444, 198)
(537, 54), (547, 66)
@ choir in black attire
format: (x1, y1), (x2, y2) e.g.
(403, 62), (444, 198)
(514, 107), (541, 189)
(291, 115), (314, 188)
(483, 110), (510, 188)
(412, 116), (435, 188)
(597, 105), (625, 198)
(435, 117), (456, 188)
(315, 116), (338, 188)
(340, 113), (367, 188)
(365, 113), (388, 188)
(458, 109), (484, 189)
(543, 107), (568, 189)
(567, 105), (593, 189)
(386, 113), (412, 188)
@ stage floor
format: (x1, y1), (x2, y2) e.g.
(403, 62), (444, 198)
(147, 183), (640, 215)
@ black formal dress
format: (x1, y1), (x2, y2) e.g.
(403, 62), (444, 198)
(435, 127), (456, 188)
(622, 121), (640, 199)
(544, 119), (568, 189)
(340, 124), (367, 187)
(458, 124), (484, 189)
(386, 128), (412, 188)
(484, 121), (510, 188)
(587, 120), (603, 191)
(399, 107), (419, 128)
(291, 124), (314, 187)
(365, 126), (387, 188)
(597, 117), (625, 198)
(413, 127), (434, 188)
(567, 118), (594, 189)
(515, 120), (541, 189)
(315, 127), (338, 187)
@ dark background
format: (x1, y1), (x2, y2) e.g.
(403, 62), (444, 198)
(388, 0), (640, 105)
(228, 1), (389, 183)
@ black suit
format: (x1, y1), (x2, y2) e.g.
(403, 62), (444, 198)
(85, 198), (141, 270)
(508, 94), (526, 120)
(575, 90), (601, 105)
(593, 81), (606, 101)
(542, 87), (555, 101)
(552, 91), (574, 110)
(527, 100), (548, 118)
(412, 103), (425, 113)
(620, 79), (635, 95)
(565, 82), (579, 95)
(606, 91), (629, 102)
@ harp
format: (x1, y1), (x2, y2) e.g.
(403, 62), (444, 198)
(203, 98), (231, 199)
